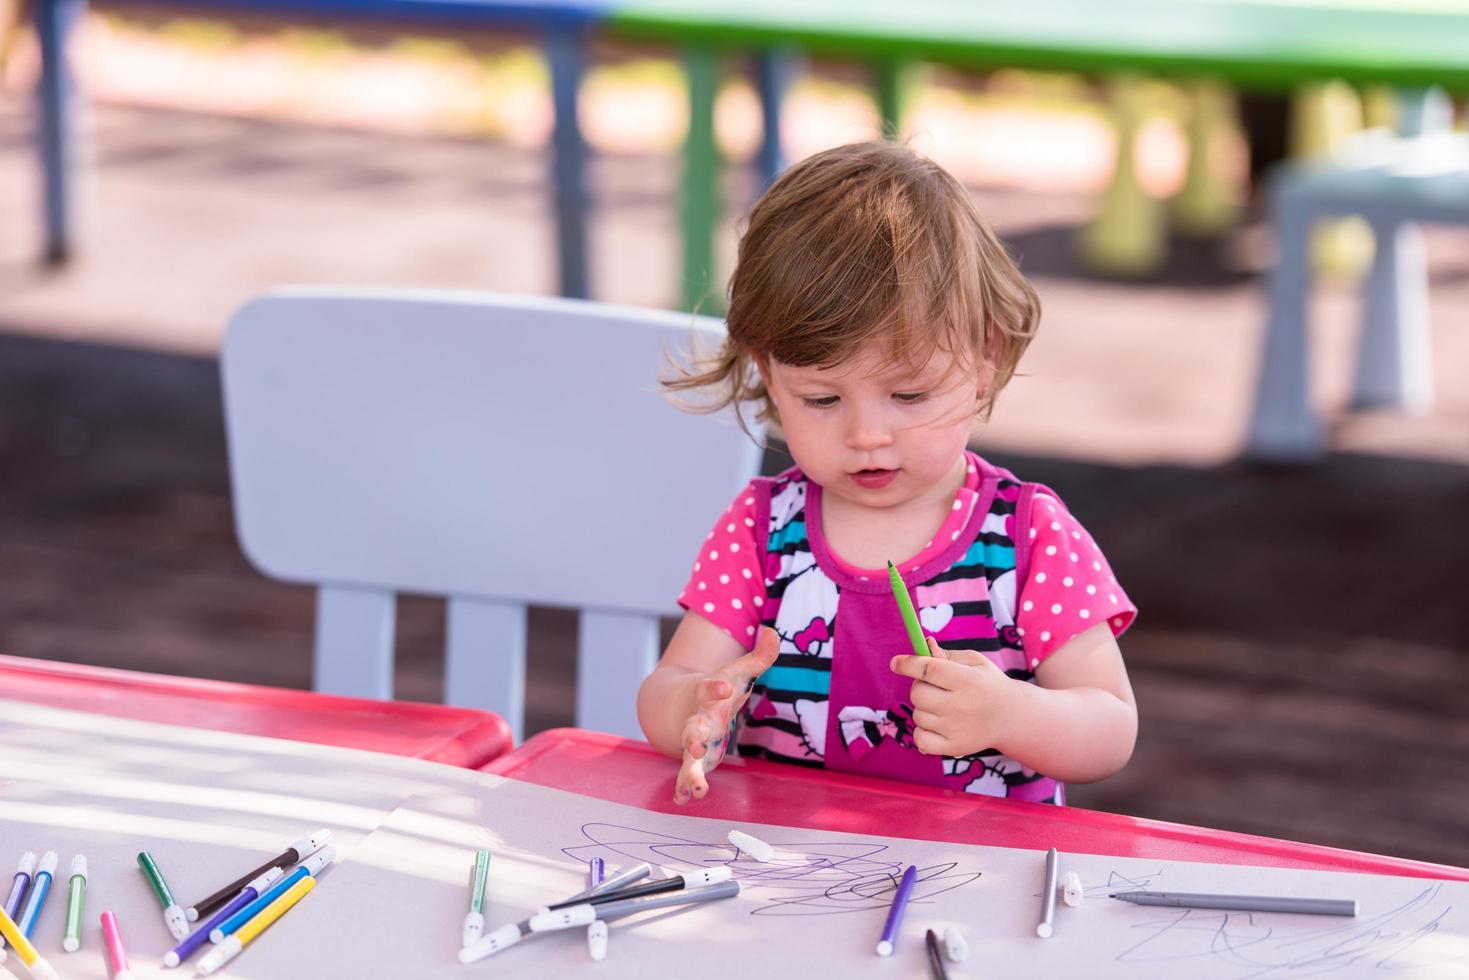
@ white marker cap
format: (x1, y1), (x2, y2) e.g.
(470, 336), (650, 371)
(301, 846), (336, 878)
(164, 904), (190, 941)
(37, 852), (58, 876)
(15, 852), (36, 876)
(587, 920), (607, 961)
(185, 906), (198, 922)
(70, 854), (88, 880)
(458, 922), (522, 964)
(529, 905), (596, 932)
(462, 911), (485, 948)
(875, 939), (895, 957)
(162, 949), (180, 967)
(680, 867), (733, 888)
(943, 926), (969, 962)
(246, 865), (286, 894)
(0, 943), (7, 963)
(29, 957), (61, 980)
(196, 936), (242, 976)
(727, 830), (774, 863)
(1036, 921), (1054, 939)
(290, 830), (333, 860)
(1062, 870), (1084, 908)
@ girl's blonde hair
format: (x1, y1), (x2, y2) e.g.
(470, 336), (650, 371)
(665, 140), (1040, 433)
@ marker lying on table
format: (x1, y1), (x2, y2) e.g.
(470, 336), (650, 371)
(462, 849), (491, 948)
(197, 876), (316, 977)
(1, 851), (35, 946)
(101, 909), (136, 980)
(138, 850), (190, 941)
(887, 561), (931, 657)
(542, 861), (653, 911)
(528, 880), (741, 934)
(552, 868), (733, 910)
(1109, 891), (1359, 917)
(924, 929), (950, 980)
(163, 866), (285, 967)
(62, 854), (87, 952)
(585, 859), (608, 962)
(187, 829), (332, 922)
(17, 851), (57, 939)
(210, 847), (335, 943)
(1037, 847), (1059, 938)
(875, 865), (917, 956)
(0, 902), (60, 980)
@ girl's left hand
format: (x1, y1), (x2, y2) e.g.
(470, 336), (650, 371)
(889, 636), (1017, 757)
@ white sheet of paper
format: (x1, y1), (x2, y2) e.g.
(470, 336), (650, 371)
(261, 777), (1469, 980)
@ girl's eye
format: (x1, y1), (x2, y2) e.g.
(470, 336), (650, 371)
(893, 391), (929, 404)
(803, 396), (839, 409)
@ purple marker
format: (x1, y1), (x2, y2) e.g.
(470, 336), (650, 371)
(1, 852), (36, 948)
(586, 859), (607, 961)
(161, 866), (285, 968)
(875, 865), (918, 956)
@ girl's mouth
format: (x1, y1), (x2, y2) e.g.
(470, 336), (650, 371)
(849, 468), (898, 489)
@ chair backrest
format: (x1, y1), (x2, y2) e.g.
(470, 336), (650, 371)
(221, 288), (763, 740)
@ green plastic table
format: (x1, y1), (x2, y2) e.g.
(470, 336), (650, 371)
(609, 0), (1469, 304)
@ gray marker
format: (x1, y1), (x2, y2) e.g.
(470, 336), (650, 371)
(543, 862), (653, 911)
(529, 880), (741, 932)
(1037, 848), (1058, 938)
(1110, 891), (1358, 917)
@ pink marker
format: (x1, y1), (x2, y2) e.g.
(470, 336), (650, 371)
(100, 910), (134, 980)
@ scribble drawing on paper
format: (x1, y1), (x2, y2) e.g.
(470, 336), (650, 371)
(563, 822), (980, 916)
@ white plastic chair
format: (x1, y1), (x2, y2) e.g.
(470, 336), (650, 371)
(221, 288), (763, 741)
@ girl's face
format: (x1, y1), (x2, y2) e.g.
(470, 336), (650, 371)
(761, 341), (982, 513)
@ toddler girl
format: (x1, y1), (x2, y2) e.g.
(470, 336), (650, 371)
(638, 140), (1137, 806)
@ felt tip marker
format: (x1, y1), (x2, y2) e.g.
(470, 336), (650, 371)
(101, 909), (136, 980)
(137, 851), (190, 941)
(458, 920), (532, 964)
(210, 846), (334, 943)
(62, 854), (87, 952)
(542, 862), (653, 911)
(17, 851), (57, 939)
(1037, 847), (1059, 938)
(875, 865), (918, 956)
(196, 875), (316, 977)
(888, 562), (931, 657)
(0, 851), (34, 949)
(575, 867), (733, 908)
(528, 880), (741, 932)
(461, 849), (491, 947)
(0, 902), (60, 980)
(163, 865), (284, 967)
(187, 828), (332, 922)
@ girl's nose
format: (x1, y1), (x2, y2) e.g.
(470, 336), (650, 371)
(845, 407), (895, 450)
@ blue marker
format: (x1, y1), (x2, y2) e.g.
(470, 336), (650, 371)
(17, 852), (57, 938)
(209, 847), (334, 944)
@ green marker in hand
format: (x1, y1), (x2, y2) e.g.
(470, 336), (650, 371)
(887, 560), (931, 657)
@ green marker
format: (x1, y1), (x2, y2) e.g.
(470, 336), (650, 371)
(62, 855), (86, 952)
(137, 851), (189, 941)
(462, 849), (491, 947)
(887, 560), (930, 657)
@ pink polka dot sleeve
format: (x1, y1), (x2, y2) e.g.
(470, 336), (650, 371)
(1016, 492), (1136, 668)
(676, 482), (767, 651)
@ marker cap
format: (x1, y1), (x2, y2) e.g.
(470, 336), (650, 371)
(943, 925), (970, 962)
(15, 853), (36, 876)
(530, 905), (596, 932)
(70, 855), (88, 880)
(462, 911), (484, 948)
(37, 852), (58, 876)
(587, 920), (607, 961)
(289, 830), (333, 861)
(681, 867), (734, 887)
(165, 904), (190, 941)
(458, 922), (521, 964)
(30, 957), (61, 980)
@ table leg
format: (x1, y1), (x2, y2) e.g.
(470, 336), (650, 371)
(753, 47), (800, 192)
(1351, 220), (1432, 413)
(681, 44), (720, 313)
(546, 28), (589, 300)
(1079, 73), (1165, 277)
(35, 0), (84, 265)
(1245, 187), (1322, 461)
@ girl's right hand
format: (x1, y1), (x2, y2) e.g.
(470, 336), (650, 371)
(674, 627), (780, 805)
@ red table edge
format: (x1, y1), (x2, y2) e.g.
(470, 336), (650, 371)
(487, 728), (1469, 883)
(0, 654), (513, 768)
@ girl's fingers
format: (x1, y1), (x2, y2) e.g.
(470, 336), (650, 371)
(696, 677), (733, 706)
(911, 708), (946, 734)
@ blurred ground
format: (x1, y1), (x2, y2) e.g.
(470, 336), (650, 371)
(1, 21), (1468, 867)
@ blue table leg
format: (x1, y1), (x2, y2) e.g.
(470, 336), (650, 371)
(546, 28), (588, 299)
(36, 0), (83, 265)
(753, 48), (800, 193)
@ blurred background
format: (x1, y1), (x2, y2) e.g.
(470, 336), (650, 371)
(1, 2), (1467, 865)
